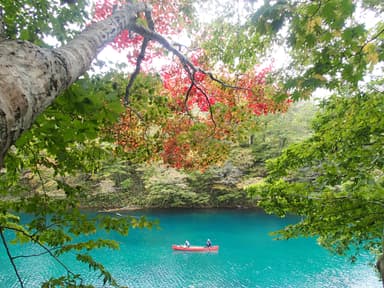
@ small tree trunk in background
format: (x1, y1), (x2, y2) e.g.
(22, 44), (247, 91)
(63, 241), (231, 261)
(0, 2), (149, 166)
(0, 7), (5, 40)
(376, 254), (384, 288)
(377, 228), (384, 288)
(249, 135), (254, 145)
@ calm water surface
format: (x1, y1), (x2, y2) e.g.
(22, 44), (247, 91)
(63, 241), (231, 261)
(0, 209), (379, 287)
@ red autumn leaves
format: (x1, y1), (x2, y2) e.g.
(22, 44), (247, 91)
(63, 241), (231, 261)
(93, 0), (291, 169)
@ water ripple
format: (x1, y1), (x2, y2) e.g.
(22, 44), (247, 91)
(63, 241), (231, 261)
(0, 210), (379, 288)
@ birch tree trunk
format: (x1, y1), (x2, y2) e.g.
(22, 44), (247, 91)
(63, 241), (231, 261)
(0, 2), (150, 166)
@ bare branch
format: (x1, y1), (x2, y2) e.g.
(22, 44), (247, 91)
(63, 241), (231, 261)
(144, 8), (155, 31)
(129, 23), (255, 134)
(130, 23), (252, 91)
(12, 247), (60, 260)
(127, 106), (145, 122)
(124, 37), (150, 106)
(125, 7), (155, 108)
(0, 228), (25, 288)
(185, 71), (217, 130)
(3, 225), (79, 282)
(203, 70), (252, 92)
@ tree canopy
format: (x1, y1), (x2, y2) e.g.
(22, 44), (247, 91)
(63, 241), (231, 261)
(247, 85), (384, 254)
(203, 0), (384, 99)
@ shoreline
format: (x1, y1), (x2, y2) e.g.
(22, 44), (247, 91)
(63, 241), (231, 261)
(95, 205), (263, 214)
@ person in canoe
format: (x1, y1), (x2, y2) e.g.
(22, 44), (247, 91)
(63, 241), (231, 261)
(206, 239), (212, 248)
(185, 240), (190, 247)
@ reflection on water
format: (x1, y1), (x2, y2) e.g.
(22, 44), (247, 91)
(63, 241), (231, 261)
(0, 209), (379, 288)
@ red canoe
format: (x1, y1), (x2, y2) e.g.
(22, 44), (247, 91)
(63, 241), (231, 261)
(172, 245), (219, 252)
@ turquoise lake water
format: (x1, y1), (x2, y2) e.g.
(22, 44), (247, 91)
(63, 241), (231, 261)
(0, 209), (380, 287)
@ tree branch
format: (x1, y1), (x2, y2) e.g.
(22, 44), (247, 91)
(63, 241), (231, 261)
(184, 72), (217, 129)
(124, 7), (155, 111)
(129, 23), (253, 131)
(358, 27), (384, 56)
(12, 247), (60, 260)
(124, 37), (150, 106)
(3, 225), (79, 282)
(130, 24), (245, 90)
(0, 228), (25, 288)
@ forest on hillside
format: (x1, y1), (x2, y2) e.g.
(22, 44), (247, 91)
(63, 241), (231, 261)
(17, 100), (318, 210)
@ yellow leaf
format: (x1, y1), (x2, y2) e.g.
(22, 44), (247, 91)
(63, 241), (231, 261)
(313, 74), (327, 82)
(306, 16), (322, 32)
(363, 43), (379, 65)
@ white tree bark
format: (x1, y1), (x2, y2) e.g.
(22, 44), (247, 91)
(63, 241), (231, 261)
(0, 2), (150, 166)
